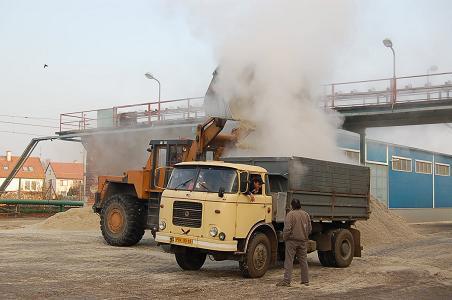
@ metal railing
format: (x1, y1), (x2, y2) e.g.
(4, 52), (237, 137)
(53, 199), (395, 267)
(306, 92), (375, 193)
(324, 72), (452, 108)
(59, 97), (205, 132)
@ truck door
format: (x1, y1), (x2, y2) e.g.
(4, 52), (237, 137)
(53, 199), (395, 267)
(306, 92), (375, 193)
(235, 173), (268, 239)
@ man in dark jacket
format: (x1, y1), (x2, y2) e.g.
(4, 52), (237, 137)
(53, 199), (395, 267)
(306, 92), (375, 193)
(277, 198), (312, 287)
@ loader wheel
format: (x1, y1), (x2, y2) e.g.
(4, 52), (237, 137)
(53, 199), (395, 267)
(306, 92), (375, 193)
(331, 229), (354, 268)
(175, 248), (206, 271)
(100, 194), (146, 246)
(239, 233), (271, 278)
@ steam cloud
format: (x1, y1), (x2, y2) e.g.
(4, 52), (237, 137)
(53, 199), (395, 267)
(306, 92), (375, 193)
(179, 0), (353, 160)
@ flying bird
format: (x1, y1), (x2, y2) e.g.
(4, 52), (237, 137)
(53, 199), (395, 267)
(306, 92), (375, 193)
(43, 64), (48, 68)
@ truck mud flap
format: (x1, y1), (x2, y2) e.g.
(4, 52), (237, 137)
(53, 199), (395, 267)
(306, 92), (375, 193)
(349, 228), (362, 257)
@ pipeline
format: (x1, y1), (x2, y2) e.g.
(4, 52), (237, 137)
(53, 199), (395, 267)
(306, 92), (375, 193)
(0, 199), (84, 212)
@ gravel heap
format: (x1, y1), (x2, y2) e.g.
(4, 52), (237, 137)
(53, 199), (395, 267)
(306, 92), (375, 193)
(355, 197), (421, 248)
(32, 206), (99, 231)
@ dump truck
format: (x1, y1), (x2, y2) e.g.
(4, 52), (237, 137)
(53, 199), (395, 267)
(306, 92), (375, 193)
(155, 157), (370, 278)
(92, 117), (242, 246)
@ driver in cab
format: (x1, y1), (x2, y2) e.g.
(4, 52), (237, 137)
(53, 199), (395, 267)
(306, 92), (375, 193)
(247, 177), (263, 202)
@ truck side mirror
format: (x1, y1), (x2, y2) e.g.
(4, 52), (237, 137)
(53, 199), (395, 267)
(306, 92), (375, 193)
(154, 167), (174, 189)
(240, 171), (249, 193)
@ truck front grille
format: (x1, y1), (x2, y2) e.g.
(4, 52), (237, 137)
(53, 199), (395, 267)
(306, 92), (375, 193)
(172, 201), (202, 228)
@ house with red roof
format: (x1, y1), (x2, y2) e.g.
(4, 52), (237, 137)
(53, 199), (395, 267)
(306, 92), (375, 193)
(45, 162), (84, 197)
(0, 151), (45, 193)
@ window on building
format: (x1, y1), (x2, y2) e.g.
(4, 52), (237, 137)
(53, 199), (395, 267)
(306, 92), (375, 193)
(28, 166), (34, 172)
(415, 160), (432, 174)
(31, 181), (37, 191)
(2, 165), (8, 170)
(344, 150), (360, 163)
(61, 180), (68, 186)
(392, 156), (412, 172)
(24, 180), (31, 191)
(23, 166), (28, 171)
(435, 163), (450, 176)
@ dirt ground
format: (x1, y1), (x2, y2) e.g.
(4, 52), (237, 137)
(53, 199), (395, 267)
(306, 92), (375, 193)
(0, 219), (451, 300)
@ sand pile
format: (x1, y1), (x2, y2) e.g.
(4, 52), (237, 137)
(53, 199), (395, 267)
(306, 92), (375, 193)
(32, 207), (99, 231)
(355, 197), (421, 248)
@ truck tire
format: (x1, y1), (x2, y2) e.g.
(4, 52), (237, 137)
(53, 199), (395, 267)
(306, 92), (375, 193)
(100, 194), (146, 246)
(331, 229), (355, 268)
(317, 250), (334, 267)
(239, 233), (271, 278)
(175, 248), (207, 271)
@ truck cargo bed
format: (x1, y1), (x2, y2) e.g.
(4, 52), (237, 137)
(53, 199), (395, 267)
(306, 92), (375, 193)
(223, 156), (370, 222)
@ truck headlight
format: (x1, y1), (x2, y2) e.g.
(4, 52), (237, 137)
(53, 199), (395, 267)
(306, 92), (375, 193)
(159, 220), (166, 230)
(219, 232), (226, 241)
(209, 226), (218, 237)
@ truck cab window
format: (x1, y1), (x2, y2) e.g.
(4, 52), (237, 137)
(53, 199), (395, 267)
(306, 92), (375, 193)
(268, 174), (288, 193)
(249, 174), (263, 195)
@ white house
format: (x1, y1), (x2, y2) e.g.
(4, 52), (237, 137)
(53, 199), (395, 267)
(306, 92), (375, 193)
(0, 151), (45, 193)
(45, 162), (83, 197)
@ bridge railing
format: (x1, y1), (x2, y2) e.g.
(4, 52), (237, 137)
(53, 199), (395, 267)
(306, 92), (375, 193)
(59, 97), (205, 132)
(325, 72), (452, 108)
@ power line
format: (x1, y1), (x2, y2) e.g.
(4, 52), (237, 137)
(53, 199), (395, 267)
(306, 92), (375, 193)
(0, 130), (45, 137)
(0, 114), (59, 121)
(0, 120), (59, 129)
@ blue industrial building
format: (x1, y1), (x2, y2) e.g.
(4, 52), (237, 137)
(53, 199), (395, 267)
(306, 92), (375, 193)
(337, 131), (452, 211)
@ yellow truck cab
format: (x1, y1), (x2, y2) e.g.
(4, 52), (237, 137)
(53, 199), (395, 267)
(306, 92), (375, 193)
(155, 161), (277, 278)
(156, 157), (370, 278)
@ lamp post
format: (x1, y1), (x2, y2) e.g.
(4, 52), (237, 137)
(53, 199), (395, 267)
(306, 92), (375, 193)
(383, 38), (396, 105)
(145, 72), (161, 120)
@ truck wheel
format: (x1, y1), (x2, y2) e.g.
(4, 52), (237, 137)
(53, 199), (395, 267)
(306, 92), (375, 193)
(100, 194), (146, 246)
(318, 250), (334, 267)
(331, 229), (354, 268)
(239, 233), (271, 278)
(175, 248), (207, 271)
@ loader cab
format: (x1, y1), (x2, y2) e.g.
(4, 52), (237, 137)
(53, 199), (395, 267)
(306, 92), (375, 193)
(148, 140), (193, 189)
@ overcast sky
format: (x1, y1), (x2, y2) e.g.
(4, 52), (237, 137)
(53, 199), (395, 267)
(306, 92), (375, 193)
(1, 0), (452, 162)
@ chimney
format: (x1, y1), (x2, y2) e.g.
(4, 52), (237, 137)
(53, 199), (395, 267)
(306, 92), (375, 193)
(6, 151), (11, 162)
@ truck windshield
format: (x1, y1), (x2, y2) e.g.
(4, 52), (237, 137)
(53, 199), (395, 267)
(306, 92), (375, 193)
(167, 166), (238, 193)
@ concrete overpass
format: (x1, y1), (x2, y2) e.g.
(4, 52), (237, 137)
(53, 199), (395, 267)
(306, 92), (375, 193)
(326, 71), (452, 163)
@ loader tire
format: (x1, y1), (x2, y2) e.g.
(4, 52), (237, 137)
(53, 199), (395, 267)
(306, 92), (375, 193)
(175, 248), (206, 271)
(100, 194), (146, 246)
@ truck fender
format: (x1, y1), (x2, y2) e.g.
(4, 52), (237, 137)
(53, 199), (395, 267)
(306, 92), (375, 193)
(242, 222), (278, 265)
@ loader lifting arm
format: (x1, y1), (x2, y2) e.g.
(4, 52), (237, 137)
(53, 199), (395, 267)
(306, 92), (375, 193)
(185, 117), (228, 161)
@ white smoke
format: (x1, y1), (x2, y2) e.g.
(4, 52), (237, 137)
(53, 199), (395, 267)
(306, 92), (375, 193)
(177, 0), (354, 160)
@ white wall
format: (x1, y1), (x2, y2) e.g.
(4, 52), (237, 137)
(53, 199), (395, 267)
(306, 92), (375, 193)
(55, 179), (82, 196)
(0, 178), (43, 192)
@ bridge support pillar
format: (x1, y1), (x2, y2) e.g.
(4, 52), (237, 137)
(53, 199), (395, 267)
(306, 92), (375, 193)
(358, 129), (366, 165)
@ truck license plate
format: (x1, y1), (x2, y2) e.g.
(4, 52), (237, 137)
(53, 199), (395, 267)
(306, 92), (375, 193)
(175, 237), (193, 245)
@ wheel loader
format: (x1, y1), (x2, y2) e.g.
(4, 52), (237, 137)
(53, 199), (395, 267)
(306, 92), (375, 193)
(92, 117), (240, 246)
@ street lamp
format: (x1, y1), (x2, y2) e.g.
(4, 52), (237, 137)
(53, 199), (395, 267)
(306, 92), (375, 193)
(144, 72), (161, 119)
(383, 38), (396, 105)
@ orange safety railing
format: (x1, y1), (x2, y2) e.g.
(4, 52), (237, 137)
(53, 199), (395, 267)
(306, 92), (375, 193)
(59, 97), (204, 132)
(324, 72), (452, 108)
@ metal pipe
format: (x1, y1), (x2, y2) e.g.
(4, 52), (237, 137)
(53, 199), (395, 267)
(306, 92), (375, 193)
(0, 199), (84, 206)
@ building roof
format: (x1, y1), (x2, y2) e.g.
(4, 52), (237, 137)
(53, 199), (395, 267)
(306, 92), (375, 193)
(177, 161), (268, 173)
(48, 162), (83, 180)
(0, 155), (45, 179)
